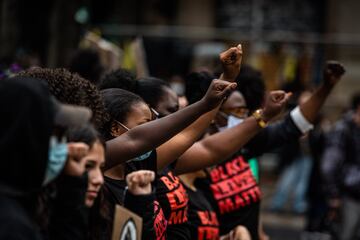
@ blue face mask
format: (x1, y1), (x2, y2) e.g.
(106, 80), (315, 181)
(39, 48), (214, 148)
(43, 136), (68, 185)
(128, 150), (153, 162)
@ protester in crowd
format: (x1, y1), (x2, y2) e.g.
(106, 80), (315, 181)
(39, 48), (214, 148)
(65, 125), (159, 240)
(270, 91), (314, 214)
(0, 77), (92, 240)
(124, 170), (159, 239)
(183, 62), (346, 240)
(99, 88), (168, 240)
(66, 125), (106, 208)
(99, 46), (259, 239)
(305, 114), (330, 235)
(100, 74), (239, 239)
(180, 170), (251, 240)
(18, 67), (232, 170)
(99, 46), (295, 240)
(321, 92), (360, 240)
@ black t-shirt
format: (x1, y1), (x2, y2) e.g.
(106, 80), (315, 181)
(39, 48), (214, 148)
(103, 150), (167, 240)
(104, 177), (167, 240)
(185, 185), (220, 240)
(156, 166), (191, 239)
(196, 155), (261, 240)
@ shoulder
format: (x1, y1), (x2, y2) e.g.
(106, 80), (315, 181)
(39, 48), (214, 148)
(0, 199), (40, 239)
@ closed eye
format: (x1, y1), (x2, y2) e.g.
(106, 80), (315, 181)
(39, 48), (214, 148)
(85, 160), (96, 171)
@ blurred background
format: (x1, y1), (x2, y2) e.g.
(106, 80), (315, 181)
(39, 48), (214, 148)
(1, 1), (360, 239)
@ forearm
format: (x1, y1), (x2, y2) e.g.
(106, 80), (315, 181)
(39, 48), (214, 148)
(106, 99), (210, 169)
(299, 83), (334, 123)
(157, 104), (221, 171)
(201, 117), (261, 164)
(176, 117), (261, 174)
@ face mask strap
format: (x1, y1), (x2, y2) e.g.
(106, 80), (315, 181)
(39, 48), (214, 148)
(219, 111), (229, 119)
(150, 107), (159, 120)
(114, 119), (130, 131)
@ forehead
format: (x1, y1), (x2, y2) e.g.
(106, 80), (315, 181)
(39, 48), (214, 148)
(87, 142), (105, 163)
(125, 102), (152, 123)
(222, 91), (247, 109)
(160, 87), (178, 106)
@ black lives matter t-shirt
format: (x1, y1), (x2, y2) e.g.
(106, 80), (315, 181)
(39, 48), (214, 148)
(196, 155), (261, 240)
(104, 150), (167, 240)
(185, 185), (220, 240)
(156, 167), (191, 239)
(104, 177), (167, 240)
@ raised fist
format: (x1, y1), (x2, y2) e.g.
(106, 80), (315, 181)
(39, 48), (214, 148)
(63, 142), (89, 177)
(262, 91), (292, 121)
(126, 170), (155, 195)
(220, 44), (243, 81)
(323, 61), (345, 86)
(202, 79), (237, 110)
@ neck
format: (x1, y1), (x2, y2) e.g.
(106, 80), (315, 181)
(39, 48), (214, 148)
(179, 173), (197, 191)
(104, 164), (125, 180)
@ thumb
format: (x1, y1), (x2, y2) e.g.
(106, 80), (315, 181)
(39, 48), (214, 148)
(270, 91), (286, 102)
(221, 82), (237, 97)
(279, 92), (292, 106)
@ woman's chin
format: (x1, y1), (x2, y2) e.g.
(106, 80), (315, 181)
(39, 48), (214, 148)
(85, 198), (94, 207)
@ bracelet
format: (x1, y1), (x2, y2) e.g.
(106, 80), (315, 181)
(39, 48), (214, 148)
(252, 109), (267, 128)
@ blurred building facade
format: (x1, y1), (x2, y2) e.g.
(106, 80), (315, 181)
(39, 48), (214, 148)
(0, 0), (359, 118)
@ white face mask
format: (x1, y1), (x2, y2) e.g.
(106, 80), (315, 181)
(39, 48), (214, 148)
(170, 82), (185, 96)
(227, 115), (245, 129)
(218, 115), (245, 132)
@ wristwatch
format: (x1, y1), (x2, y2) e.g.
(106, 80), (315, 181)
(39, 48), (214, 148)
(252, 109), (267, 128)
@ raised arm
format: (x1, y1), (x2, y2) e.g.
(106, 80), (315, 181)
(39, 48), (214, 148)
(299, 61), (345, 123)
(243, 61), (346, 157)
(105, 78), (236, 169)
(156, 45), (242, 170)
(174, 91), (291, 174)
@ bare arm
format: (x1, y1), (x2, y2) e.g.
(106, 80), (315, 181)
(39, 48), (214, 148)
(175, 91), (291, 174)
(105, 77), (238, 169)
(105, 99), (210, 169)
(299, 61), (345, 123)
(156, 45), (242, 171)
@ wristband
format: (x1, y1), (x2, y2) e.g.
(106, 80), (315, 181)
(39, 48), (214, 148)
(252, 109), (267, 128)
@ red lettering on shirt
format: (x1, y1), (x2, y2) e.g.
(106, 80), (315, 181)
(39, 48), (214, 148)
(198, 226), (219, 240)
(197, 211), (219, 226)
(160, 171), (189, 225)
(208, 156), (262, 215)
(168, 208), (188, 225)
(154, 201), (167, 240)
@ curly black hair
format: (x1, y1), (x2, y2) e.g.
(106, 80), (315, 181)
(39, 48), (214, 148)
(98, 68), (136, 90)
(100, 69), (170, 109)
(17, 68), (109, 130)
(236, 65), (266, 113)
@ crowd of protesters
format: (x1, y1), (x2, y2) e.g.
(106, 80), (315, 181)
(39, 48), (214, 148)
(1, 42), (359, 240)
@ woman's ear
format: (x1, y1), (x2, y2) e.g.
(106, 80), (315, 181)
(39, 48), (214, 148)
(110, 121), (125, 137)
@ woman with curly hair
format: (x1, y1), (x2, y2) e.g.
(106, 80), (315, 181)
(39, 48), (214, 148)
(18, 67), (235, 169)
(18, 68), (108, 129)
